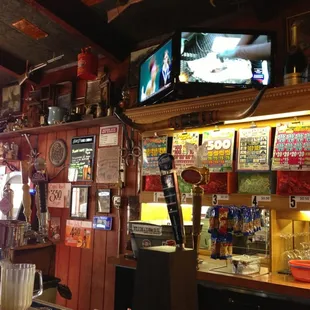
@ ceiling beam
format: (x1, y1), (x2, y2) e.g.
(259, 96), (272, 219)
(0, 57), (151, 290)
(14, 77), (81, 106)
(0, 49), (42, 85)
(24, 0), (133, 62)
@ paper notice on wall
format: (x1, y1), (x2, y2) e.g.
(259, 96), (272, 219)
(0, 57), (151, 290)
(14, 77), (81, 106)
(65, 220), (92, 249)
(142, 136), (167, 175)
(237, 126), (270, 171)
(96, 146), (120, 184)
(172, 132), (199, 173)
(47, 183), (71, 208)
(49, 217), (61, 241)
(201, 129), (235, 172)
(272, 122), (310, 171)
(99, 125), (120, 147)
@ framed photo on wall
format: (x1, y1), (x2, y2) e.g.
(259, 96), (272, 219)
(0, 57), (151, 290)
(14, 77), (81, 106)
(70, 185), (89, 219)
(96, 189), (111, 213)
(1, 84), (21, 116)
(287, 11), (310, 61)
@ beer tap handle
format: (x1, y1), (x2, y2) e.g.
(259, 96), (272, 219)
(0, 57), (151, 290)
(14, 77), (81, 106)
(21, 160), (32, 224)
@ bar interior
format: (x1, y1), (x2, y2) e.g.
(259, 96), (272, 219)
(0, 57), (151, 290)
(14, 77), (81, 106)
(1, 0), (310, 309)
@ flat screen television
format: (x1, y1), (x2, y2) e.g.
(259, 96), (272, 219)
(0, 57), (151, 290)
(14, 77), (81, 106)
(138, 29), (275, 106)
(138, 38), (174, 105)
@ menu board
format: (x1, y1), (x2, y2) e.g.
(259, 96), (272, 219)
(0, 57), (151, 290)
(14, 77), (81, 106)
(142, 136), (167, 175)
(70, 135), (96, 181)
(237, 127), (270, 171)
(272, 122), (310, 171)
(172, 132), (199, 173)
(201, 129), (235, 172)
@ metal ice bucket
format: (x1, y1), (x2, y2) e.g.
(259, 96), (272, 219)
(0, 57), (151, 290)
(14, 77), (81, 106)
(0, 220), (28, 249)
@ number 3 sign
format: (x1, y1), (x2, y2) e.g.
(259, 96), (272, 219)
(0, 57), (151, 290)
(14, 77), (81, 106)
(48, 183), (71, 208)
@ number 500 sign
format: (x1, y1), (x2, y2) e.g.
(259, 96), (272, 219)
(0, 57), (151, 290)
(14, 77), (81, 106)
(206, 139), (231, 151)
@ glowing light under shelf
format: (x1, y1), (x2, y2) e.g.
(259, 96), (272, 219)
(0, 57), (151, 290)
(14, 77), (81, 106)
(224, 110), (310, 125)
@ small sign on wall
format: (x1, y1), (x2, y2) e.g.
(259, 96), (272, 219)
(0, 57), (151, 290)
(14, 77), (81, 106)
(99, 125), (120, 147)
(93, 216), (113, 230)
(47, 183), (71, 208)
(65, 220), (92, 249)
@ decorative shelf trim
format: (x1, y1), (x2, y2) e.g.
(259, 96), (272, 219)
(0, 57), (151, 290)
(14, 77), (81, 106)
(0, 116), (120, 139)
(126, 83), (310, 124)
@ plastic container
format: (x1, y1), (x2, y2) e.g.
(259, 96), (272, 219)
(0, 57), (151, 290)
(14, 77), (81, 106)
(231, 255), (261, 275)
(289, 260), (310, 282)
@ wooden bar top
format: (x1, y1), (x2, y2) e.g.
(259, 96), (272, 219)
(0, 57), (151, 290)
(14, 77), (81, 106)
(108, 255), (310, 300)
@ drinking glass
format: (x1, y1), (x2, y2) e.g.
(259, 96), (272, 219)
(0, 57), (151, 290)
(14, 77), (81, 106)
(0, 263), (43, 310)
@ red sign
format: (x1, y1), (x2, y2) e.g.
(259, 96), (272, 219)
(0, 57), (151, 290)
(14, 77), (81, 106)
(272, 123), (310, 170)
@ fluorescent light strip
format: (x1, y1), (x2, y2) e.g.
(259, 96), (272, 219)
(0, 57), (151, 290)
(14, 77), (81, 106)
(224, 110), (310, 125)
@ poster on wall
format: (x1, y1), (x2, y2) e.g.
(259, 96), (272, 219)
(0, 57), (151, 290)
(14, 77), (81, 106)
(49, 217), (61, 241)
(69, 135), (96, 181)
(1, 84), (21, 116)
(47, 183), (71, 208)
(172, 132), (199, 173)
(99, 125), (121, 147)
(201, 129), (235, 172)
(96, 146), (120, 184)
(237, 127), (271, 171)
(65, 220), (92, 249)
(142, 136), (167, 175)
(272, 122), (310, 171)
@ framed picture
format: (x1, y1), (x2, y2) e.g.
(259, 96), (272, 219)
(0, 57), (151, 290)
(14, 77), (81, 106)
(96, 189), (111, 213)
(1, 84), (21, 116)
(287, 11), (310, 61)
(128, 44), (158, 87)
(70, 185), (89, 219)
(69, 135), (96, 181)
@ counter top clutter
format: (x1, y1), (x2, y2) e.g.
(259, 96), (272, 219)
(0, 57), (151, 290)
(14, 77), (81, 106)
(108, 255), (310, 300)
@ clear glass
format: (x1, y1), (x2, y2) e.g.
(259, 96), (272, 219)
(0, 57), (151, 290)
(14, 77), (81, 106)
(0, 263), (43, 310)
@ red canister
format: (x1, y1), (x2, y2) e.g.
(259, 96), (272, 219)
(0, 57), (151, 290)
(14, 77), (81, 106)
(77, 47), (98, 80)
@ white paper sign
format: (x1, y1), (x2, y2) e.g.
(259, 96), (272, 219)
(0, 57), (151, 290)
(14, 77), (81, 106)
(96, 147), (120, 184)
(99, 125), (119, 147)
(289, 195), (310, 209)
(131, 224), (162, 236)
(212, 194), (229, 205)
(48, 183), (71, 208)
(153, 192), (165, 202)
(252, 195), (271, 206)
(181, 193), (192, 203)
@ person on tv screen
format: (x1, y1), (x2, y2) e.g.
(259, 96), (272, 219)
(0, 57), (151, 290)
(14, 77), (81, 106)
(217, 35), (271, 84)
(159, 50), (172, 88)
(140, 57), (158, 101)
(217, 35), (271, 61)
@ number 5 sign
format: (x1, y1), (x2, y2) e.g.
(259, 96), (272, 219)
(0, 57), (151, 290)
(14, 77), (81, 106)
(48, 183), (71, 208)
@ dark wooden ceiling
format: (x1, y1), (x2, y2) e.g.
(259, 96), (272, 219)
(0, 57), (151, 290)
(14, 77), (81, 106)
(0, 0), (292, 86)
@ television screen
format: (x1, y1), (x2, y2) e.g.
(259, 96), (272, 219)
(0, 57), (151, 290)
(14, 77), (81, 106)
(139, 39), (173, 103)
(180, 32), (272, 86)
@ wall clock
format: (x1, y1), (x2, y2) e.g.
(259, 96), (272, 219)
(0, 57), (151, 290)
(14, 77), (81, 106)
(49, 139), (67, 167)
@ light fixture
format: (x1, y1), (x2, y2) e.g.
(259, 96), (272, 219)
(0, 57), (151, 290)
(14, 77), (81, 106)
(224, 110), (310, 125)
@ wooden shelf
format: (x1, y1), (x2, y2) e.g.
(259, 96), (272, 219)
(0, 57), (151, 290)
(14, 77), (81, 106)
(13, 241), (55, 251)
(140, 191), (310, 211)
(0, 116), (120, 139)
(126, 83), (310, 126)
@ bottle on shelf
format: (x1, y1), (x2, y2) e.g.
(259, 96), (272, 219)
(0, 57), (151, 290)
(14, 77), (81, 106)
(284, 21), (308, 86)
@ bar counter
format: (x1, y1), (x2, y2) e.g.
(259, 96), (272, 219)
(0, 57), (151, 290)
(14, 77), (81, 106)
(108, 255), (310, 300)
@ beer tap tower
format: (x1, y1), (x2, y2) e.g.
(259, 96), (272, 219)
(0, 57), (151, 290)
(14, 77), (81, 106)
(133, 153), (198, 310)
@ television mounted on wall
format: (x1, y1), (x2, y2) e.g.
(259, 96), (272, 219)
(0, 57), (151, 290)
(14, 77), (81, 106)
(138, 28), (275, 106)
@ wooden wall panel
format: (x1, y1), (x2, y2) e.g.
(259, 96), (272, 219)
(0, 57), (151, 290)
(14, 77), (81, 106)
(8, 5), (308, 307)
